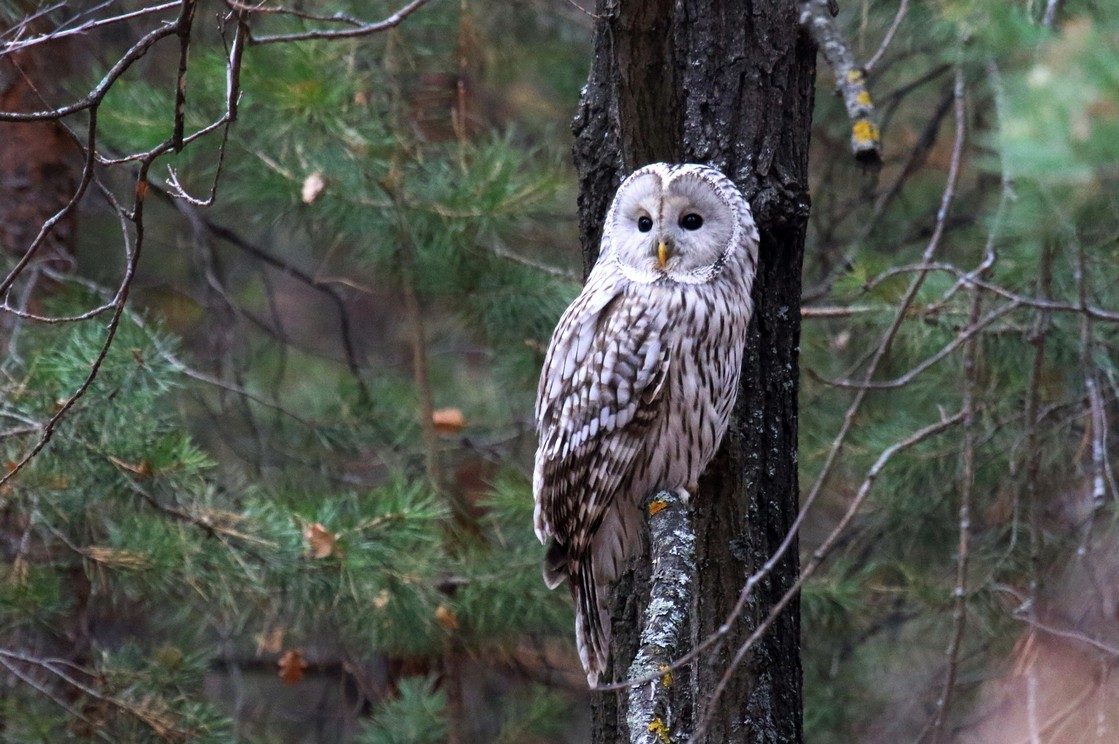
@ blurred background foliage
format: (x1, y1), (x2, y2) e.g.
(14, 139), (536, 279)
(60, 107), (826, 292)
(1, 0), (1117, 742)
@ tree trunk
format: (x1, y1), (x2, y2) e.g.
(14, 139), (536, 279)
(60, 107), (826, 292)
(0, 40), (80, 265)
(572, 2), (814, 741)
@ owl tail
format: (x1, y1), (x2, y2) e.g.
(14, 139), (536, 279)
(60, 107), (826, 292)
(542, 541), (610, 685)
(542, 538), (567, 590)
(573, 560), (610, 687)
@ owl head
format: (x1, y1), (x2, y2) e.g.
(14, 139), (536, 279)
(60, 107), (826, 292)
(601, 163), (758, 284)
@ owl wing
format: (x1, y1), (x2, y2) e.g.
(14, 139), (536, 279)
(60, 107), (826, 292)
(533, 268), (672, 684)
(533, 267), (670, 566)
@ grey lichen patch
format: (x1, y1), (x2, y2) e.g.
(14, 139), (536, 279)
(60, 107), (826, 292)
(626, 488), (697, 744)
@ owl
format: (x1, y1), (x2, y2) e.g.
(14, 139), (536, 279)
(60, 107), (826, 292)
(533, 163), (759, 685)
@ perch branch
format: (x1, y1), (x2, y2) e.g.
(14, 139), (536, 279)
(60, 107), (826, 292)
(626, 489), (696, 744)
(800, 0), (882, 163)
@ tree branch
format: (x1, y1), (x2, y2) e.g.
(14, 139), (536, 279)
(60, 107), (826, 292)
(626, 489), (696, 744)
(800, 0), (882, 163)
(241, 0), (432, 45)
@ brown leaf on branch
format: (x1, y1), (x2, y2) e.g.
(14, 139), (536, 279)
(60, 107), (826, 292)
(278, 649), (309, 686)
(108, 455), (153, 479)
(303, 522), (337, 559)
(432, 408), (466, 434)
(435, 604), (459, 630)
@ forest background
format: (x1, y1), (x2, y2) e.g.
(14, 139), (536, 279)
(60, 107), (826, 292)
(1, 1), (1118, 742)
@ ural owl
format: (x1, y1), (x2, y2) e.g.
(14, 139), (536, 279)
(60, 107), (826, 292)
(533, 163), (759, 685)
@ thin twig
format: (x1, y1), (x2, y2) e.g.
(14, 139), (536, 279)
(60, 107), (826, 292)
(928, 248), (983, 744)
(689, 411), (968, 742)
(0, 2), (179, 57)
(865, 0), (908, 72)
(244, 0), (432, 44)
(0, 20), (178, 121)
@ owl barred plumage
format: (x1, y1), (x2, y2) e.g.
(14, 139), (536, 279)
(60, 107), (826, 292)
(533, 163), (759, 685)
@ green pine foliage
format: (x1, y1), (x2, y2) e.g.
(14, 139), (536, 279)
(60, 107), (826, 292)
(3, 0), (1117, 741)
(358, 677), (446, 744)
(3, 2), (583, 740)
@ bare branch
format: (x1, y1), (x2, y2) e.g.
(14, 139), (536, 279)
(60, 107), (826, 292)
(0, 647), (192, 739)
(689, 410), (968, 742)
(0, 2), (179, 58)
(865, 0), (908, 72)
(927, 262), (984, 744)
(242, 0), (432, 44)
(0, 21), (177, 121)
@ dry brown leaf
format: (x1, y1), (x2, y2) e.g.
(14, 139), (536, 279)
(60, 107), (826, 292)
(435, 604), (459, 631)
(432, 408), (466, 434)
(373, 589), (391, 609)
(301, 172), (326, 204)
(82, 546), (150, 570)
(303, 522), (336, 559)
(255, 627), (285, 656)
(108, 455), (152, 479)
(278, 648), (309, 686)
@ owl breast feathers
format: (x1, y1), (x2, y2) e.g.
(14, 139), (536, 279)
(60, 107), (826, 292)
(533, 163), (759, 685)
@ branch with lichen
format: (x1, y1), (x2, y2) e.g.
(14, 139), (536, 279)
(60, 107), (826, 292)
(625, 488), (696, 744)
(800, 0), (883, 163)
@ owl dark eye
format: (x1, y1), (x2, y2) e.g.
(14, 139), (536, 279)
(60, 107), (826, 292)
(680, 213), (703, 230)
(637, 215), (653, 233)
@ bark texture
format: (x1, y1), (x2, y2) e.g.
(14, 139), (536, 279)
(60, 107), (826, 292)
(572, 2), (814, 741)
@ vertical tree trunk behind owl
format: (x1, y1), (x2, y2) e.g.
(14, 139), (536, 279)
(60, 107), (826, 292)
(572, 2), (815, 741)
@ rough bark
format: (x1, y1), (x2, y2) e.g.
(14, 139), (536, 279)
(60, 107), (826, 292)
(572, 2), (814, 742)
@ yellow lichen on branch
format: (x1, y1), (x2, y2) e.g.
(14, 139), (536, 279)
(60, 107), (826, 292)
(647, 717), (671, 744)
(626, 489), (695, 744)
(659, 663), (673, 688)
(801, 0), (883, 164)
(853, 119), (881, 149)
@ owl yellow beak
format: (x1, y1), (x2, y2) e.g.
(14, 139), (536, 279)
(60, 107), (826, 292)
(657, 241), (669, 269)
